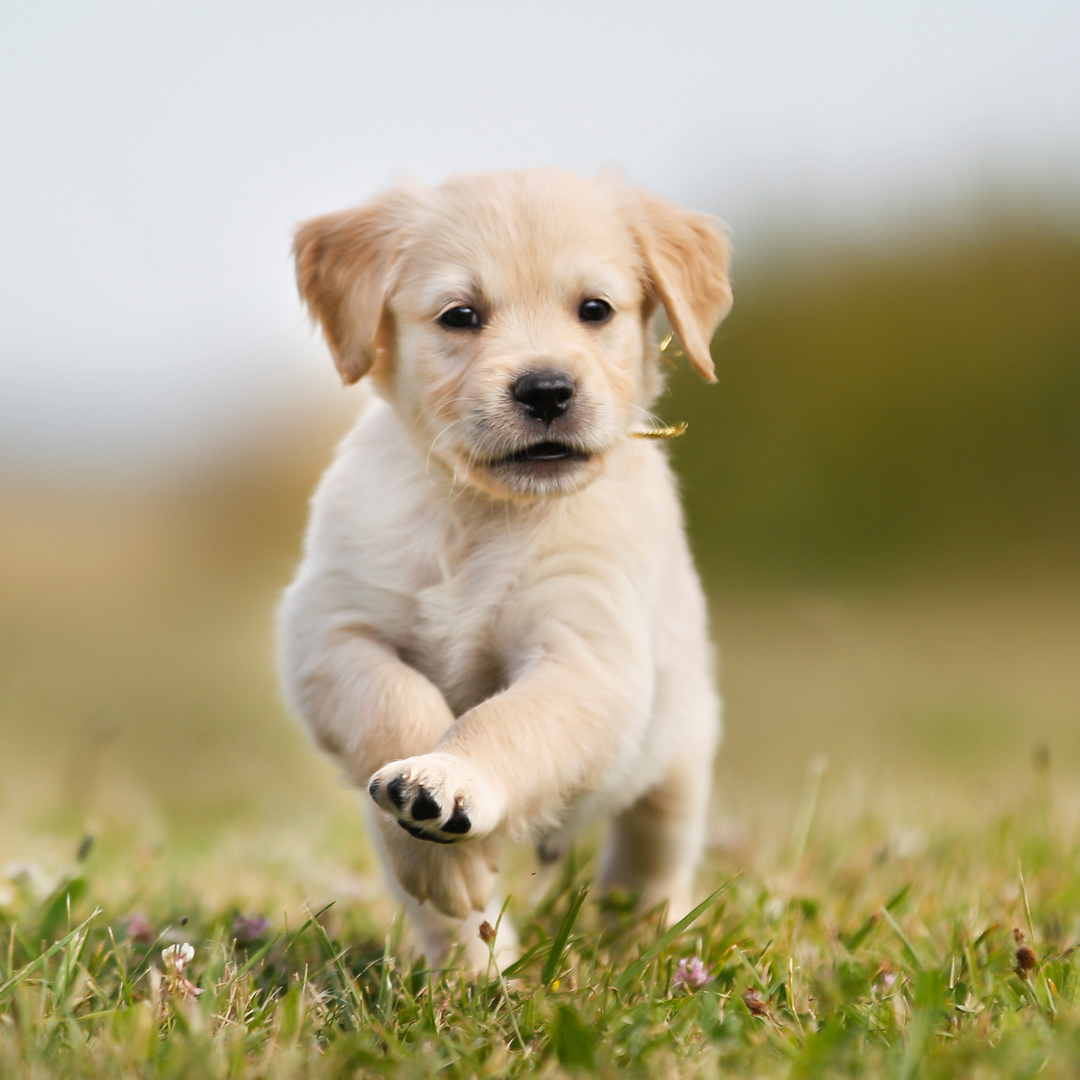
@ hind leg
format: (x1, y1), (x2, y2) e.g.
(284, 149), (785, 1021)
(400, 889), (519, 974)
(597, 753), (713, 924)
(365, 803), (518, 973)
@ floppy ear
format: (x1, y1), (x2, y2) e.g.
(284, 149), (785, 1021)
(628, 191), (732, 383)
(293, 188), (418, 384)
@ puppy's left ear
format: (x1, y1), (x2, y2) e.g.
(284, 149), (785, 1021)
(293, 185), (420, 384)
(627, 191), (732, 383)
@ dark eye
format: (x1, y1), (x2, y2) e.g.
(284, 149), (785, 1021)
(439, 305), (481, 330)
(579, 298), (612, 323)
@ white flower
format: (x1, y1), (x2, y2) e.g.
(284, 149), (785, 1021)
(159, 942), (201, 1001)
(161, 942), (194, 976)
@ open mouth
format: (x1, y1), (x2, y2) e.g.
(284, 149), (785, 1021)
(494, 441), (591, 465)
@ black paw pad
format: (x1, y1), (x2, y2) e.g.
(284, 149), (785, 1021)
(367, 778), (381, 802)
(386, 776), (407, 810)
(442, 807), (471, 835)
(397, 820), (453, 845)
(411, 788), (441, 821)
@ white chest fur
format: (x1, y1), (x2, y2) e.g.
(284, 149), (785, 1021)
(406, 525), (521, 714)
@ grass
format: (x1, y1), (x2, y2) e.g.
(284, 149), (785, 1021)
(2, 776), (1080, 1078)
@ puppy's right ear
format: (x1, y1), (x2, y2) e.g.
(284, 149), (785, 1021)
(293, 187), (418, 384)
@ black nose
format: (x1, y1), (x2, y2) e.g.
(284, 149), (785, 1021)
(511, 369), (575, 424)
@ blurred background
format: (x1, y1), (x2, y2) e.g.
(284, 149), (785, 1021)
(1, 0), (1078, 867)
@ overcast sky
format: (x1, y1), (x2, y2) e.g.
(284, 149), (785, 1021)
(2, 0), (1079, 475)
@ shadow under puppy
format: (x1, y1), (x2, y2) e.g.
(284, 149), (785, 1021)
(278, 169), (732, 970)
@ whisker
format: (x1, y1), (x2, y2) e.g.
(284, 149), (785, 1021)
(425, 417), (467, 480)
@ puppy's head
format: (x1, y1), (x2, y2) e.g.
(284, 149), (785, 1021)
(295, 170), (731, 499)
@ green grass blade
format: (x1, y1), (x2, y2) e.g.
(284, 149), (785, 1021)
(498, 939), (549, 981)
(842, 885), (911, 952)
(541, 884), (589, 986)
(233, 931), (284, 980)
(0, 910), (101, 1003)
(280, 903), (335, 957)
(550, 1003), (595, 1069)
(880, 907), (927, 970)
(309, 912), (367, 1026)
(885, 884), (912, 913)
(614, 878), (737, 995)
(37, 877), (88, 943)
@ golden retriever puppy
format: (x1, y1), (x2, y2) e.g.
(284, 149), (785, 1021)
(279, 169), (731, 970)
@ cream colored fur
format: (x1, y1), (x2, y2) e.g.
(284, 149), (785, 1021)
(278, 169), (731, 970)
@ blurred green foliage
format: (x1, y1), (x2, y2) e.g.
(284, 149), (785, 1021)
(662, 225), (1080, 582)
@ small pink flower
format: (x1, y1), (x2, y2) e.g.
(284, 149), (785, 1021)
(232, 914), (271, 945)
(122, 911), (155, 945)
(673, 955), (711, 991)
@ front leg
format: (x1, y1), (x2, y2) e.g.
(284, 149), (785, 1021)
(280, 620), (457, 787)
(370, 590), (652, 844)
(279, 616), (498, 918)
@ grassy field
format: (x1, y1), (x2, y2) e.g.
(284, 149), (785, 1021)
(2, 221), (1079, 1076)
(3, 476), (1079, 1079)
(1, 754), (1079, 1077)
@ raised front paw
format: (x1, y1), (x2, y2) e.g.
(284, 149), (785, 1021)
(368, 753), (502, 844)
